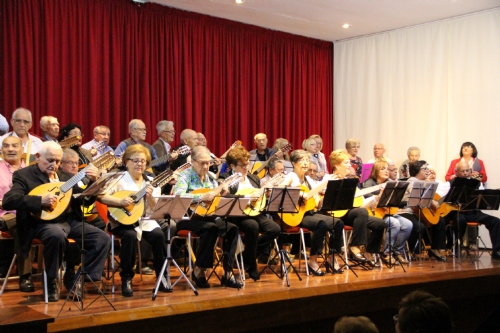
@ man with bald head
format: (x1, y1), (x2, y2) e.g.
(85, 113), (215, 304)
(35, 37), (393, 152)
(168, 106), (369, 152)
(3, 141), (110, 301)
(448, 161), (500, 260)
(367, 143), (392, 164)
(40, 116), (60, 142)
(169, 128), (198, 172)
(0, 107), (44, 156)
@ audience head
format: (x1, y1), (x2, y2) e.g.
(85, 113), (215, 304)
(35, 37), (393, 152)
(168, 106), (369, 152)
(373, 143), (386, 158)
(128, 119), (147, 141)
(226, 146), (250, 168)
(180, 129), (199, 149)
(11, 107), (33, 138)
(1, 136), (23, 165)
(409, 160), (429, 180)
(345, 138), (361, 157)
(460, 141), (477, 158)
(93, 125), (111, 145)
(36, 141), (63, 177)
(407, 146), (420, 162)
(60, 148), (80, 175)
(40, 116), (60, 140)
(272, 138), (290, 160)
(333, 316), (379, 333)
(396, 290), (452, 333)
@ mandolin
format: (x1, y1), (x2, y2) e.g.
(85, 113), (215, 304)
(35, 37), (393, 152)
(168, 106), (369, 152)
(190, 173), (242, 216)
(29, 164), (94, 220)
(107, 163), (191, 225)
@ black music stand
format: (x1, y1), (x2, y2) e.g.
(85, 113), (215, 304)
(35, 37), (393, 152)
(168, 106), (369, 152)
(202, 197), (243, 287)
(376, 181), (409, 270)
(151, 195), (197, 299)
(319, 178), (359, 276)
(442, 177), (480, 262)
(407, 181), (438, 265)
(258, 186), (301, 287)
(58, 171), (125, 316)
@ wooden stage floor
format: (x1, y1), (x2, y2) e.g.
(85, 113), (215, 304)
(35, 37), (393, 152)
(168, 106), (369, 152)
(1, 253), (500, 333)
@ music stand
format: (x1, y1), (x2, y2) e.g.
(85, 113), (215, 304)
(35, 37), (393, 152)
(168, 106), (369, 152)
(442, 177), (480, 262)
(407, 181), (438, 264)
(58, 171), (125, 316)
(376, 181), (409, 270)
(319, 178), (359, 276)
(259, 186), (301, 287)
(150, 195), (198, 299)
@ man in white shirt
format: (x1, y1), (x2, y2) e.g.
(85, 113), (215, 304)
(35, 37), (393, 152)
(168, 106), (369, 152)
(0, 108), (43, 156)
(367, 143), (392, 164)
(81, 125), (114, 157)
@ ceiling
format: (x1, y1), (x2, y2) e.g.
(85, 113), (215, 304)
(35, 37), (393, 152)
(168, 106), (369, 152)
(148, 0), (500, 42)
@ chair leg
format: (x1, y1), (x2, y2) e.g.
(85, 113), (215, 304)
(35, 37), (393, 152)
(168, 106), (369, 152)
(43, 270), (48, 304)
(299, 228), (309, 276)
(0, 254), (17, 296)
(236, 234), (245, 282)
(342, 229), (349, 268)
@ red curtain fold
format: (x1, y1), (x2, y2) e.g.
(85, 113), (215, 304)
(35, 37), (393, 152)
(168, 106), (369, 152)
(1, 0), (333, 157)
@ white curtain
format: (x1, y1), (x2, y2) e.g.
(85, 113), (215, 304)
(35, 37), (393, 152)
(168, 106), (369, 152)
(334, 9), (500, 189)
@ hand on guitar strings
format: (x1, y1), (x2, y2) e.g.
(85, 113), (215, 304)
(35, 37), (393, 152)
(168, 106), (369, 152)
(41, 194), (58, 208)
(84, 164), (99, 182)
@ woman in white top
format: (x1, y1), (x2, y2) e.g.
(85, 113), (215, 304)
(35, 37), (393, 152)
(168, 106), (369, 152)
(279, 150), (344, 275)
(98, 144), (167, 297)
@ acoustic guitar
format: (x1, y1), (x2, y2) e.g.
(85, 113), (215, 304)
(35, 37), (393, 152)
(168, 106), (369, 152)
(250, 144), (292, 179)
(190, 173), (242, 216)
(29, 164), (94, 221)
(235, 172), (285, 216)
(107, 163), (192, 225)
(329, 185), (382, 218)
(417, 194), (458, 225)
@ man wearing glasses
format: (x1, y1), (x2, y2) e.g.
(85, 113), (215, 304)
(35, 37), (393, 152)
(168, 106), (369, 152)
(82, 125), (114, 157)
(367, 143), (393, 164)
(0, 107), (43, 156)
(152, 120), (178, 166)
(39, 116), (60, 142)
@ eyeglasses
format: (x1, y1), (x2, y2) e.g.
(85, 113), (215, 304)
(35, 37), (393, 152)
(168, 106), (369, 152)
(420, 167), (429, 171)
(13, 119), (31, 125)
(69, 132), (83, 137)
(462, 145), (472, 148)
(62, 161), (79, 166)
(95, 132), (110, 137)
(237, 163), (250, 168)
(374, 148), (384, 150)
(193, 159), (211, 166)
(127, 158), (147, 165)
(162, 130), (175, 134)
(134, 128), (147, 132)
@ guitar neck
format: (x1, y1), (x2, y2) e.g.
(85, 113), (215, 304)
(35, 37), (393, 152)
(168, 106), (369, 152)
(60, 165), (90, 193)
(356, 184), (382, 197)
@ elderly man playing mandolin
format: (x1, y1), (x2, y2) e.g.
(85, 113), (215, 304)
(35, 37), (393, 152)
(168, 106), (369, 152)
(2, 141), (110, 302)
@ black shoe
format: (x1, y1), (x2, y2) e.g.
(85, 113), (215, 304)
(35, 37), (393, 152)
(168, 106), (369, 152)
(121, 277), (133, 297)
(63, 269), (76, 291)
(247, 268), (260, 281)
(47, 279), (59, 302)
(191, 271), (210, 288)
(158, 283), (173, 293)
(324, 260), (343, 274)
(491, 251), (500, 260)
(349, 250), (369, 264)
(19, 277), (35, 292)
(428, 249), (446, 262)
(307, 265), (326, 276)
(395, 253), (409, 265)
(221, 275), (243, 289)
(380, 254), (396, 266)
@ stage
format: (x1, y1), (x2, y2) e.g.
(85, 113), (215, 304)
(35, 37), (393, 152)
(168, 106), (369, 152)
(1, 253), (500, 333)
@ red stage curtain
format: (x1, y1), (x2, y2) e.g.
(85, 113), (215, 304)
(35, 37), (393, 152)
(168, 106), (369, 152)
(1, 0), (333, 157)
